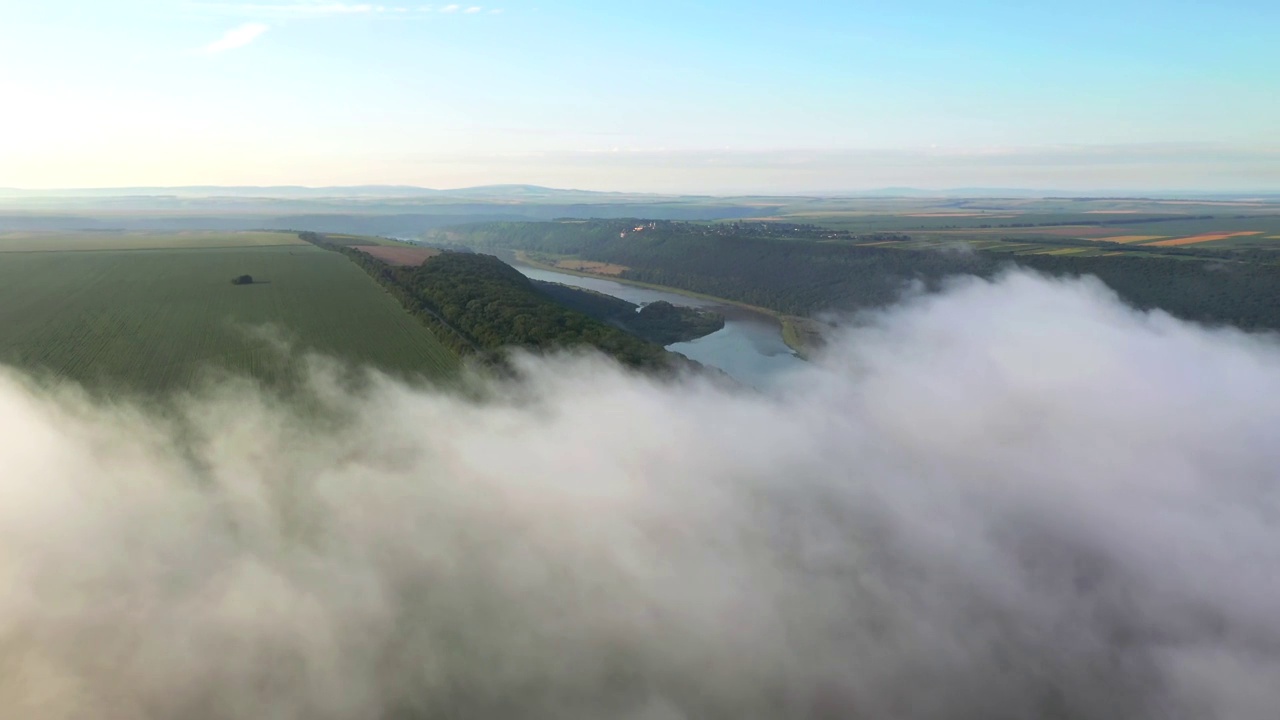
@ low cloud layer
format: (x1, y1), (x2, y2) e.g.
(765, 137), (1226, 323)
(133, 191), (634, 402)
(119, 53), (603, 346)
(1, 271), (1278, 718)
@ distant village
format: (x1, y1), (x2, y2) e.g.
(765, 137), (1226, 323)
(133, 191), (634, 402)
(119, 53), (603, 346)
(620, 222), (658, 238)
(614, 219), (909, 243)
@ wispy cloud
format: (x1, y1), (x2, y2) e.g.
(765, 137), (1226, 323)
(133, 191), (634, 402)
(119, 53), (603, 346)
(190, 2), (375, 16)
(309, 2), (377, 13)
(198, 22), (270, 54)
(187, 2), (501, 18)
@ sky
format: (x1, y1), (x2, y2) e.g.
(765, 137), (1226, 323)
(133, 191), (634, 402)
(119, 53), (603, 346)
(0, 0), (1277, 193)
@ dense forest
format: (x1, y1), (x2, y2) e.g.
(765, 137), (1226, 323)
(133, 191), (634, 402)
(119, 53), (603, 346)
(299, 233), (683, 371)
(533, 281), (724, 345)
(437, 221), (1280, 332)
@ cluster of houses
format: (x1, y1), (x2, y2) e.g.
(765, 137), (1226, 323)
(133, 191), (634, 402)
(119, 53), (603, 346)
(620, 222), (657, 238)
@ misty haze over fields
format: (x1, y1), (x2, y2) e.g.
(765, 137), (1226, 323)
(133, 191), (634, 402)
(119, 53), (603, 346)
(2, 271), (1278, 719)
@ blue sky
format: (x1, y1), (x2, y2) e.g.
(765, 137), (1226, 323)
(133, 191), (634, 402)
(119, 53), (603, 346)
(0, 0), (1276, 192)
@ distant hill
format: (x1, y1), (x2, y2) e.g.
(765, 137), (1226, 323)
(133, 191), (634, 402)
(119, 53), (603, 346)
(0, 185), (436, 199)
(3, 185), (1274, 202)
(805, 187), (1280, 200)
(0, 185), (628, 200)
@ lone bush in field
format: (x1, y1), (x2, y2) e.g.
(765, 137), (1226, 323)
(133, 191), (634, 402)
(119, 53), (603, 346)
(231, 274), (254, 285)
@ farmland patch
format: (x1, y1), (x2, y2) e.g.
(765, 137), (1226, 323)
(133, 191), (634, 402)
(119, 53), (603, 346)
(0, 246), (457, 394)
(1146, 232), (1264, 247)
(1097, 235), (1167, 243)
(904, 213), (1018, 218)
(0, 231), (302, 252)
(553, 259), (629, 276)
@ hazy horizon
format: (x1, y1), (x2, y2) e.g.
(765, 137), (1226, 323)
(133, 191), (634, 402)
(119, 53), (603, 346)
(2, 1), (1277, 192)
(1, 182), (1277, 200)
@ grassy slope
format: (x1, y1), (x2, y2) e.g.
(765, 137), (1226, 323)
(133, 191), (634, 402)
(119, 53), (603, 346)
(0, 244), (458, 394)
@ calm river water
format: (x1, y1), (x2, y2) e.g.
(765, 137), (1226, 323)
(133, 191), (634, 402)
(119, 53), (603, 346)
(513, 264), (807, 389)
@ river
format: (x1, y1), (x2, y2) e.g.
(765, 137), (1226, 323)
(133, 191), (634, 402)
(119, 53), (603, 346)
(512, 263), (807, 389)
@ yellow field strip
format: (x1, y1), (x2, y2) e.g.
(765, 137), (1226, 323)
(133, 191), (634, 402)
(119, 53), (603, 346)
(1097, 235), (1167, 243)
(1146, 231), (1264, 247)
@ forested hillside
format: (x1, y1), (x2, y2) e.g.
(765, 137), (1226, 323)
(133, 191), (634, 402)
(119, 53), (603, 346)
(301, 233), (685, 371)
(438, 220), (1280, 331)
(533, 282), (724, 345)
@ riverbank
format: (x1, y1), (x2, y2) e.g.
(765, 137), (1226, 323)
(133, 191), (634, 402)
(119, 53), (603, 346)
(511, 251), (817, 358)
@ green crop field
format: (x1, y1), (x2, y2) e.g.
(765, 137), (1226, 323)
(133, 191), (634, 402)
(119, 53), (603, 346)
(0, 243), (458, 395)
(0, 230), (305, 252)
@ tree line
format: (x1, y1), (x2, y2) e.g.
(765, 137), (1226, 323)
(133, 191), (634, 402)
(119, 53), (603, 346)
(439, 220), (1280, 331)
